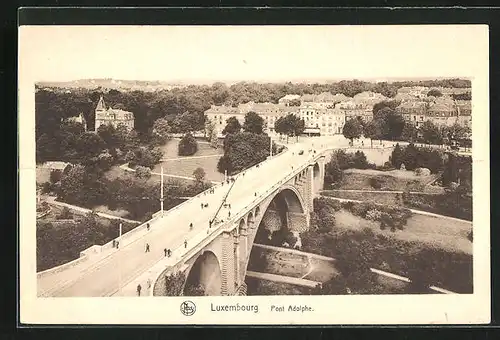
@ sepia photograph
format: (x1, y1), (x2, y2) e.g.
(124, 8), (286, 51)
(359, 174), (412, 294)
(19, 24), (490, 325)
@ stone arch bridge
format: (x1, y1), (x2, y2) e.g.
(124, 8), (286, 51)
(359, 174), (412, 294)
(37, 141), (327, 297)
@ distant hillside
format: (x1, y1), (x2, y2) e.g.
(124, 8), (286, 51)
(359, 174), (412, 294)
(37, 79), (187, 91)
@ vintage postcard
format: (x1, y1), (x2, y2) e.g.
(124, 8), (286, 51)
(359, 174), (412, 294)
(19, 24), (490, 325)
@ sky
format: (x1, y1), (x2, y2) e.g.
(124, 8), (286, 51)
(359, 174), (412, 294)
(19, 25), (487, 84)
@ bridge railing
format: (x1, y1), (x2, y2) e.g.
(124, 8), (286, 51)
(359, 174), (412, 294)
(221, 151), (326, 233)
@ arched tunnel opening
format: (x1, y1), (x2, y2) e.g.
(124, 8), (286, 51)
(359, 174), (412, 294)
(183, 251), (222, 296)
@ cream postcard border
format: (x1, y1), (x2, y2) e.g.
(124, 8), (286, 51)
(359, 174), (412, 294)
(18, 25), (490, 325)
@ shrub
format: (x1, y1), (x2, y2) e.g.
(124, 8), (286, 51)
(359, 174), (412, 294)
(178, 133), (198, 156)
(135, 166), (152, 179)
(365, 209), (383, 221)
(369, 177), (384, 189)
(164, 272), (186, 296)
(57, 207), (73, 220)
(50, 169), (63, 184)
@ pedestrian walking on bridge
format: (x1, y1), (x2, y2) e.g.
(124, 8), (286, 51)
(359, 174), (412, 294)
(147, 223), (150, 231)
(164, 248), (167, 257)
(201, 203), (204, 209)
(168, 249), (171, 257)
(189, 222), (193, 231)
(145, 243), (150, 253)
(184, 240), (188, 248)
(137, 284), (142, 296)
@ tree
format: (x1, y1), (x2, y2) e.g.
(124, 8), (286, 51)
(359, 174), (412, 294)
(217, 132), (270, 174)
(205, 120), (219, 148)
(222, 116), (242, 135)
(401, 122), (418, 142)
(76, 132), (106, 162)
(151, 118), (172, 146)
(193, 167), (206, 183)
(390, 143), (404, 169)
(363, 119), (382, 148)
(373, 100), (401, 116)
(178, 133), (198, 156)
(420, 120), (443, 145)
(135, 165), (152, 180)
(275, 114), (305, 142)
(427, 88), (443, 97)
(50, 169), (63, 184)
(56, 165), (87, 204)
(444, 123), (470, 144)
(324, 156), (343, 188)
(243, 111), (265, 134)
(342, 118), (363, 144)
(97, 124), (118, 150)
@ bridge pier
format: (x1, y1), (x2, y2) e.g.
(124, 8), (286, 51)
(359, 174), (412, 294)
(286, 211), (310, 233)
(221, 231), (236, 296)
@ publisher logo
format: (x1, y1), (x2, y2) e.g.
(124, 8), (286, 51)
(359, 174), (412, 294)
(180, 301), (196, 316)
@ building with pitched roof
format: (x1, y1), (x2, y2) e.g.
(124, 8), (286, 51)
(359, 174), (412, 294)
(63, 112), (88, 131)
(94, 96), (134, 132)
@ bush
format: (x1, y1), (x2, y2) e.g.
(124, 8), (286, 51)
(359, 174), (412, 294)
(178, 133), (198, 156)
(369, 177), (384, 189)
(339, 200), (413, 232)
(164, 272), (186, 296)
(50, 169), (63, 184)
(365, 209), (383, 221)
(57, 207), (73, 220)
(135, 166), (152, 179)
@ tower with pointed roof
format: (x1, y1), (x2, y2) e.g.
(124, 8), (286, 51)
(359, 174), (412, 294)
(95, 95), (106, 112)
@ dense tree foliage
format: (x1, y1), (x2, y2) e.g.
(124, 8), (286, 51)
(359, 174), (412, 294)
(193, 167), (206, 183)
(274, 114), (305, 142)
(363, 119), (382, 147)
(372, 107), (406, 141)
(37, 212), (139, 271)
(55, 168), (210, 221)
(36, 78), (470, 138)
(324, 150), (374, 188)
(221, 117), (242, 135)
(217, 132), (279, 174)
(452, 91), (472, 100)
(342, 118), (363, 143)
(243, 111), (265, 134)
(150, 118), (172, 146)
(177, 133), (198, 156)
(389, 143), (445, 173)
(419, 121), (444, 145)
(427, 88), (443, 97)
(204, 120), (219, 147)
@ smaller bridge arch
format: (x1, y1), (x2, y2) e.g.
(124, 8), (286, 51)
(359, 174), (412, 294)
(183, 250), (222, 296)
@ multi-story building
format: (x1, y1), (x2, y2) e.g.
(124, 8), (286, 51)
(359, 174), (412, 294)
(94, 96), (135, 132)
(396, 101), (429, 128)
(206, 98), (350, 137)
(396, 97), (472, 129)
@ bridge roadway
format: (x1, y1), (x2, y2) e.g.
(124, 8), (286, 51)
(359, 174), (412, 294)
(38, 139), (325, 297)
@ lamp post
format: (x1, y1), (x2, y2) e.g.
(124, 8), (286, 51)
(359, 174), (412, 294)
(160, 166), (164, 217)
(269, 137), (273, 157)
(118, 222), (122, 295)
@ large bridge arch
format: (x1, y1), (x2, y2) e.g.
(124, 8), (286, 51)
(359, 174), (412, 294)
(183, 250), (222, 296)
(235, 185), (310, 288)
